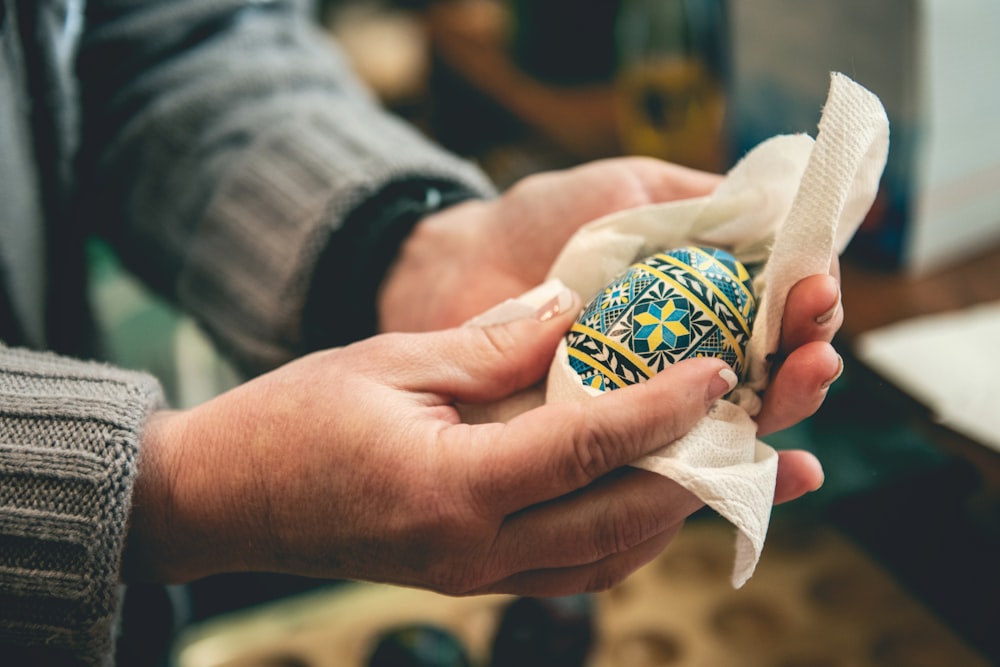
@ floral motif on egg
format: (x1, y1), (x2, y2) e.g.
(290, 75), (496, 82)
(567, 246), (757, 392)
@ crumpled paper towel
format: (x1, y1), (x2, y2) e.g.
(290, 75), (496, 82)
(462, 73), (889, 587)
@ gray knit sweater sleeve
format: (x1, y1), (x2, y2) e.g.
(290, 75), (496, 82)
(76, 0), (497, 376)
(0, 345), (164, 665)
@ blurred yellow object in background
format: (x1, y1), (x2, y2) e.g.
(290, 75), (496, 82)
(614, 0), (729, 172)
(616, 55), (725, 172)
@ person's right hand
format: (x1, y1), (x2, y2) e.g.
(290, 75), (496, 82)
(125, 287), (821, 596)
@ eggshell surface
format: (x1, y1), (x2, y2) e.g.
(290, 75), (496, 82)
(566, 246), (756, 391)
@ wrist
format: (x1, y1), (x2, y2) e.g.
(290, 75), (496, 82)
(123, 410), (190, 583)
(377, 198), (489, 333)
(301, 180), (483, 350)
(123, 409), (258, 583)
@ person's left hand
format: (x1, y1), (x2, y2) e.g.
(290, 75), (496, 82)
(378, 157), (844, 439)
(379, 157), (721, 335)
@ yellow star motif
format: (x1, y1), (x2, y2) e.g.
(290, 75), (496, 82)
(634, 300), (690, 350)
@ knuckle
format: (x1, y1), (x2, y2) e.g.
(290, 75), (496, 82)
(592, 510), (657, 559)
(424, 561), (482, 596)
(565, 419), (617, 484)
(408, 487), (495, 596)
(457, 324), (533, 395)
(476, 322), (522, 361)
(583, 566), (630, 594)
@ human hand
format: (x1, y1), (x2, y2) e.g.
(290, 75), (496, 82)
(125, 288), (819, 595)
(379, 156), (842, 443)
(379, 157), (721, 335)
(755, 265), (843, 438)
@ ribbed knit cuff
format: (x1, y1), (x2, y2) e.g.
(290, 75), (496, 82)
(301, 179), (482, 350)
(75, 0), (498, 378)
(176, 102), (496, 376)
(0, 346), (164, 666)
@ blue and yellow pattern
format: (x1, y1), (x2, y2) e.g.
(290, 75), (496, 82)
(567, 246), (756, 391)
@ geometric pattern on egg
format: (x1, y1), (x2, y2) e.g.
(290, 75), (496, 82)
(566, 246), (757, 392)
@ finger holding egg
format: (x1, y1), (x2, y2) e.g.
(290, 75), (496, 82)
(566, 246), (756, 393)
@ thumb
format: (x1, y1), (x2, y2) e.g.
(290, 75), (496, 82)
(409, 287), (580, 403)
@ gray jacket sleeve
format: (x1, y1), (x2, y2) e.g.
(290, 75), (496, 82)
(4, 2), (496, 664)
(0, 344), (165, 666)
(75, 0), (497, 376)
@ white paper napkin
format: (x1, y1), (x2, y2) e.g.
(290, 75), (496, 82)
(463, 73), (889, 587)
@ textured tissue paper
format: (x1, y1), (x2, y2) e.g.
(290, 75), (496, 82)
(461, 73), (889, 587)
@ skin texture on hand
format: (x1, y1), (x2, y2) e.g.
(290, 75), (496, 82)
(378, 157), (844, 443)
(378, 157), (722, 336)
(126, 157), (835, 594)
(127, 298), (743, 594)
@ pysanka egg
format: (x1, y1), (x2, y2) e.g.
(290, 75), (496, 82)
(566, 246), (756, 392)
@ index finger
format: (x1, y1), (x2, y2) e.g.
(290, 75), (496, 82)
(626, 157), (723, 201)
(457, 357), (737, 515)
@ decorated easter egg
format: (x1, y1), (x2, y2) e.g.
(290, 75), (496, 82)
(566, 246), (756, 392)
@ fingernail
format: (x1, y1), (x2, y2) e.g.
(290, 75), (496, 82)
(707, 367), (739, 400)
(810, 469), (826, 492)
(535, 288), (576, 322)
(821, 354), (844, 390)
(815, 290), (842, 325)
